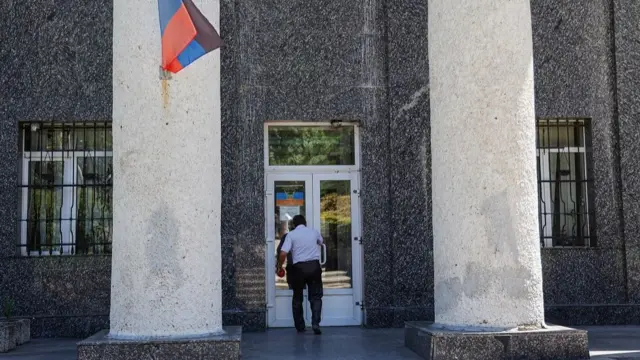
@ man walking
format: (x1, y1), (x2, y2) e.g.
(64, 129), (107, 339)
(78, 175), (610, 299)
(277, 215), (324, 334)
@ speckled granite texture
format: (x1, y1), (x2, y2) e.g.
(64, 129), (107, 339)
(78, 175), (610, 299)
(0, 0), (113, 260)
(531, 0), (629, 316)
(614, 0), (640, 303)
(220, 0), (434, 329)
(2, 0), (640, 337)
(546, 305), (640, 325)
(386, 0), (433, 326)
(405, 322), (590, 360)
(77, 327), (242, 360)
(0, 0), (114, 338)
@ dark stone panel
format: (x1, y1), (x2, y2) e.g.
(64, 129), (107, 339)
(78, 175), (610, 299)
(77, 327), (242, 360)
(365, 308), (394, 328)
(235, 0), (384, 88)
(237, 0), (365, 34)
(223, 310), (266, 332)
(0, 120), (20, 259)
(389, 84), (432, 309)
(0, 2), (22, 261)
(386, 0), (429, 86)
(221, 0), (240, 241)
(0, 0), (112, 122)
(392, 307), (434, 328)
(360, 88), (393, 311)
(220, 0), (266, 318)
(241, 30), (381, 88)
(220, 86), (267, 311)
(387, 0), (431, 313)
(546, 305), (640, 326)
(613, 0), (640, 303)
(541, 249), (626, 305)
(30, 316), (109, 339)
(405, 322), (590, 360)
(365, 307), (435, 328)
(27, 311), (264, 339)
(0, 257), (111, 319)
(263, 86), (366, 121)
(532, 0), (622, 250)
(221, 237), (239, 309)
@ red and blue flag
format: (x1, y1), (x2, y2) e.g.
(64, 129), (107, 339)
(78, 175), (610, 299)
(158, 0), (223, 73)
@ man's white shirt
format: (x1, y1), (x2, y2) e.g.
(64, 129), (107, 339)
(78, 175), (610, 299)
(280, 225), (323, 264)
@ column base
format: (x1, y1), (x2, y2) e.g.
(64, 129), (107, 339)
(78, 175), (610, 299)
(405, 322), (589, 360)
(77, 326), (242, 360)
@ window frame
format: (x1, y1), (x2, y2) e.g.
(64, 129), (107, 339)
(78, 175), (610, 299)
(264, 121), (361, 173)
(536, 118), (594, 248)
(19, 123), (113, 256)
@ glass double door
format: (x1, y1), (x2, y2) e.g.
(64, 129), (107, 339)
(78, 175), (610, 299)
(265, 172), (362, 327)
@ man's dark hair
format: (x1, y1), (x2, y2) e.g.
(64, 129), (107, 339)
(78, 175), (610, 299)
(292, 215), (307, 227)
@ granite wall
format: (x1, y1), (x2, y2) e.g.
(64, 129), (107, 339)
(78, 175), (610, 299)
(1, 0), (639, 338)
(532, 0), (640, 325)
(615, 0), (640, 305)
(219, 0), (400, 328)
(377, 0), (432, 327)
(0, 0), (113, 337)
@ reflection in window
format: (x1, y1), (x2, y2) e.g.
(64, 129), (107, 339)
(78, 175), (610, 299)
(268, 126), (355, 166)
(537, 119), (593, 247)
(274, 181), (306, 290)
(27, 161), (64, 253)
(319, 180), (352, 289)
(76, 157), (113, 255)
(20, 122), (113, 256)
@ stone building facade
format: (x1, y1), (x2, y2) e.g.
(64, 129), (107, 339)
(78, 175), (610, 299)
(0, 0), (638, 338)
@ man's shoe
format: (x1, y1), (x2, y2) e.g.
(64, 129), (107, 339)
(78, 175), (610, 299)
(312, 325), (322, 335)
(296, 327), (306, 333)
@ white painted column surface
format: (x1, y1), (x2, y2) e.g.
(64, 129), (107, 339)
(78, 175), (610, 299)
(109, 0), (223, 338)
(429, 0), (545, 330)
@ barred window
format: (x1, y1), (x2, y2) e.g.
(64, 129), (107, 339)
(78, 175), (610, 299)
(19, 122), (113, 256)
(537, 119), (594, 247)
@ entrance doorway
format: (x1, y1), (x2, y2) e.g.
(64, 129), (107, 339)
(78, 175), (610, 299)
(264, 123), (363, 328)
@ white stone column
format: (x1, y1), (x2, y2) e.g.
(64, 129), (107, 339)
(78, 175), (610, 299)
(429, 0), (545, 330)
(109, 0), (223, 338)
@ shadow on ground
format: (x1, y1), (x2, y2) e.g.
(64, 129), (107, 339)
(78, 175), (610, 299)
(0, 326), (638, 360)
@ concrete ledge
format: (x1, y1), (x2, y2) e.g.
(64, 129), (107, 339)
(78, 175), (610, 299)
(405, 321), (590, 360)
(77, 326), (242, 360)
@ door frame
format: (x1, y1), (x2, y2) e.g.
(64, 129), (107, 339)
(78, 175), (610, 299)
(265, 173), (313, 327)
(263, 121), (361, 174)
(311, 172), (363, 326)
(264, 122), (364, 328)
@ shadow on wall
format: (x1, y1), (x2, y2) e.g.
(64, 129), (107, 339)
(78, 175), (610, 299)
(144, 204), (186, 296)
(2, 255), (111, 338)
(221, 230), (266, 331)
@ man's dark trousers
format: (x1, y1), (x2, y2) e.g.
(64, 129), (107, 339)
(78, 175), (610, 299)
(291, 260), (323, 331)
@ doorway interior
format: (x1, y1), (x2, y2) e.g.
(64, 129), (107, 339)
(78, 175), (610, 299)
(264, 122), (363, 327)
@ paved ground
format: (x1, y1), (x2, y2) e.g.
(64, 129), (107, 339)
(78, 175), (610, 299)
(1, 326), (639, 359)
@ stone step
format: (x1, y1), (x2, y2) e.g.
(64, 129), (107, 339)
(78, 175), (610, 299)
(276, 274), (351, 284)
(238, 270), (348, 278)
(276, 283), (351, 290)
(322, 270), (349, 277)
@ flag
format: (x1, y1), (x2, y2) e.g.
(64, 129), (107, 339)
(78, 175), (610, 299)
(158, 0), (223, 73)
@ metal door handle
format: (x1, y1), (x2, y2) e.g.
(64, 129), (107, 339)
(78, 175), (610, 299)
(320, 244), (327, 265)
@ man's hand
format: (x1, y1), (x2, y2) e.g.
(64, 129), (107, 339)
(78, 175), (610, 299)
(278, 251), (288, 268)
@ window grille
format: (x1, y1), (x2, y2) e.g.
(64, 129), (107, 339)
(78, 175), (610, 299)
(536, 119), (594, 247)
(18, 122), (113, 256)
